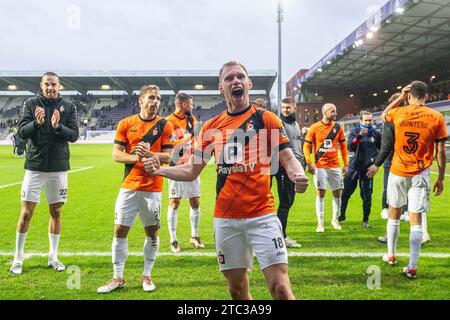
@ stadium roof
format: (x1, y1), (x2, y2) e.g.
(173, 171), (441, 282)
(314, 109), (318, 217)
(0, 70), (277, 95)
(292, 0), (450, 91)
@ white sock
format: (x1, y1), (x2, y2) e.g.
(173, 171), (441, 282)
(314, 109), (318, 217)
(316, 197), (325, 224)
(48, 233), (61, 263)
(387, 219), (400, 257)
(409, 225), (423, 269)
(143, 236), (159, 277)
(332, 197), (341, 221)
(112, 237), (128, 279)
(190, 207), (200, 237)
(167, 207), (178, 243)
(421, 212), (428, 235)
(14, 232), (28, 263)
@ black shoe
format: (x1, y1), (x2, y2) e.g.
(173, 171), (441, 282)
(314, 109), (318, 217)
(362, 221), (371, 228)
(338, 215), (346, 222)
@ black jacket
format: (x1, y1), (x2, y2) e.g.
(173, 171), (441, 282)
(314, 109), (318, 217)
(347, 125), (381, 172)
(374, 122), (395, 167)
(18, 91), (79, 172)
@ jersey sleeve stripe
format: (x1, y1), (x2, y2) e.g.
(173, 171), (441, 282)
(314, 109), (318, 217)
(278, 141), (293, 152)
(436, 138), (448, 143)
(161, 144), (174, 149)
(304, 140), (312, 144)
(114, 140), (127, 146)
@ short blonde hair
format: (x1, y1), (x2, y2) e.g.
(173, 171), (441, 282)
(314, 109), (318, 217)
(139, 84), (160, 98)
(219, 61), (249, 80)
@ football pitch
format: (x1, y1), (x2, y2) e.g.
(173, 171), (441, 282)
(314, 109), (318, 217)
(0, 144), (449, 300)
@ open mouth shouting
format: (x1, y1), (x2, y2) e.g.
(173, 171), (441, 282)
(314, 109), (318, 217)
(231, 87), (244, 98)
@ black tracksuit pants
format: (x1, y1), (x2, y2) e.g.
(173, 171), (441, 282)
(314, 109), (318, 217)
(340, 167), (374, 222)
(273, 166), (296, 239)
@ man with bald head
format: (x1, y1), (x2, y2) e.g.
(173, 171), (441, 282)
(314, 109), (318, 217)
(303, 103), (348, 232)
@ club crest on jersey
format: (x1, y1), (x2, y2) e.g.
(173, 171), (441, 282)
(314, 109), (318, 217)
(171, 188), (176, 196)
(59, 106), (64, 113)
(279, 127), (287, 138)
(152, 127), (159, 136)
(246, 121), (254, 131)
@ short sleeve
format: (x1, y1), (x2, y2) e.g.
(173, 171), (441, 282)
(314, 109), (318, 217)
(304, 125), (314, 144)
(193, 121), (215, 162)
(264, 111), (292, 152)
(161, 121), (174, 150)
(338, 126), (346, 143)
(385, 109), (396, 124)
(436, 114), (448, 141)
(114, 120), (128, 146)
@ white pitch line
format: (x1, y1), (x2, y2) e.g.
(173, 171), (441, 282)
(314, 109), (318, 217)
(0, 167), (94, 189)
(0, 251), (449, 258)
(430, 171), (450, 178)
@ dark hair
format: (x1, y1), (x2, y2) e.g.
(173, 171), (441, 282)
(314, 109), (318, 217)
(360, 110), (372, 119)
(175, 92), (193, 104)
(42, 71), (59, 78)
(281, 97), (296, 105)
(253, 98), (267, 109)
(410, 81), (428, 100)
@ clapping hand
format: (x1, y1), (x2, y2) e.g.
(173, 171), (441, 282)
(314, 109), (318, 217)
(35, 107), (45, 126)
(51, 109), (60, 129)
(135, 142), (151, 158)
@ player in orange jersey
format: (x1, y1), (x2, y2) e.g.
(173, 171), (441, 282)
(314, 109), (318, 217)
(303, 103), (349, 232)
(165, 92), (204, 253)
(97, 84), (174, 293)
(379, 81), (447, 279)
(144, 61), (309, 300)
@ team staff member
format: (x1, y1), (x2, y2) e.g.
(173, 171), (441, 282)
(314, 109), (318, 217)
(303, 103), (349, 233)
(339, 111), (381, 227)
(10, 72), (79, 275)
(144, 61), (309, 300)
(97, 84), (174, 293)
(380, 81), (446, 279)
(274, 97), (304, 248)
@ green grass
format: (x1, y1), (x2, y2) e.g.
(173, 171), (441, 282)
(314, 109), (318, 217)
(0, 144), (449, 300)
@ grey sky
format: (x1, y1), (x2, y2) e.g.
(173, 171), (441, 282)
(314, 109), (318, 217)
(0, 0), (387, 88)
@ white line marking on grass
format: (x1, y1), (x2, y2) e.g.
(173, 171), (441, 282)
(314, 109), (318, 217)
(0, 167), (94, 189)
(0, 251), (449, 258)
(431, 171), (450, 178)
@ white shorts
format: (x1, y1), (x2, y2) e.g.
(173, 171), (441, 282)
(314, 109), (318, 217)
(313, 168), (343, 192)
(387, 169), (430, 213)
(21, 170), (68, 204)
(214, 214), (288, 272)
(168, 177), (201, 199)
(114, 189), (162, 228)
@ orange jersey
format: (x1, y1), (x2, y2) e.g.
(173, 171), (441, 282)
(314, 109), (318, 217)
(166, 112), (198, 165)
(194, 105), (292, 219)
(304, 121), (348, 169)
(386, 105), (447, 177)
(115, 114), (174, 192)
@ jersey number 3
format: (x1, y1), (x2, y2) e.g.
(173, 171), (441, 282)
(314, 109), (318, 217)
(403, 132), (420, 154)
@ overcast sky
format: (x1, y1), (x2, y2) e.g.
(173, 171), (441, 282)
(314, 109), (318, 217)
(0, 0), (387, 92)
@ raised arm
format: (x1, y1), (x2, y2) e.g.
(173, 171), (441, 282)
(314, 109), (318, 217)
(143, 154), (207, 182)
(381, 85), (411, 122)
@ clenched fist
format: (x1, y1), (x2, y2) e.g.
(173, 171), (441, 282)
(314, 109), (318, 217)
(293, 174), (309, 193)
